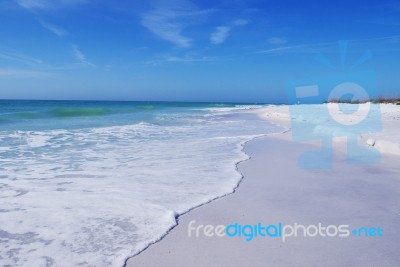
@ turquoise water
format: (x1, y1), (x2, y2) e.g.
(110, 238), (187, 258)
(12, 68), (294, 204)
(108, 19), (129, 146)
(0, 100), (246, 131)
(0, 100), (283, 267)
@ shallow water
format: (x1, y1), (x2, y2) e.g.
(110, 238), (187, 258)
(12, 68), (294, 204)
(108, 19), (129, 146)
(0, 100), (283, 266)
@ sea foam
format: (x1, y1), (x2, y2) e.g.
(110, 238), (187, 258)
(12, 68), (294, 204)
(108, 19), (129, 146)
(0, 104), (283, 266)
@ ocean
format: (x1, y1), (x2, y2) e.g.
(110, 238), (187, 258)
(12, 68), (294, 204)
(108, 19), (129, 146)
(0, 100), (284, 266)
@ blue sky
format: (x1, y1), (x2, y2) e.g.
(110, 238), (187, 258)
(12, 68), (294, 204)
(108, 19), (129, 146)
(0, 0), (399, 103)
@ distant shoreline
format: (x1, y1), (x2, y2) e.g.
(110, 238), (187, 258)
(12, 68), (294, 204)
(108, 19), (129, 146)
(325, 97), (400, 104)
(0, 97), (399, 105)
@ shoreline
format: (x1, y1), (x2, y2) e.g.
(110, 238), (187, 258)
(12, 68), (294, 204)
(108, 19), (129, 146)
(123, 117), (288, 266)
(123, 133), (274, 267)
(126, 104), (400, 267)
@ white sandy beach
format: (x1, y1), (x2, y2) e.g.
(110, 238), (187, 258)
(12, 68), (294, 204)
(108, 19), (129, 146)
(4, 2), (400, 265)
(126, 103), (400, 267)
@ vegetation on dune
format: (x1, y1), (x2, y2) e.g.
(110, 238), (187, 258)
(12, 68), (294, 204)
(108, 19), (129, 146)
(325, 97), (400, 105)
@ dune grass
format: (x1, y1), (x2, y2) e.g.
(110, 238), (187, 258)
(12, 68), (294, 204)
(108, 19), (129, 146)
(325, 97), (400, 105)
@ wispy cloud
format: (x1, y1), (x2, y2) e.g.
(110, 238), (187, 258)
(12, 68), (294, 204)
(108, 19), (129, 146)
(259, 43), (323, 54)
(233, 19), (248, 26)
(146, 53), (217, 65)
(17, 0), (50, 10)
(17, 0), (89, 10)
(0, 51), (44, 66)
(0, 68), (51, 78)
(259, 35), (400, 55)
(38, 19), (68, 37)
(72, 45), (94, 66)
(268, 37), (287, 45)
(141, 1), (213, 48)
(210, 26), (230, 44)
(210, 19), (248, 45)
